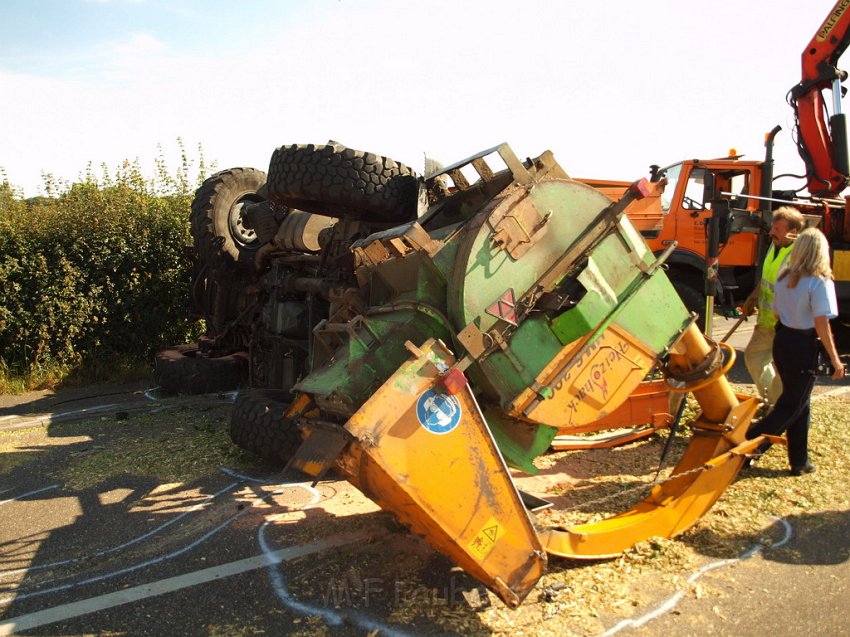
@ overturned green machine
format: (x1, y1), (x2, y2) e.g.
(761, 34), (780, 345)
(186, 142), (767, 607)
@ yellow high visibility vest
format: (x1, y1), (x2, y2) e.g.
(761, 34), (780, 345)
(757, 244), (793, 328)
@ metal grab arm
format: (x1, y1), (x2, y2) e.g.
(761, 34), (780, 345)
(541, 324), (758, 559)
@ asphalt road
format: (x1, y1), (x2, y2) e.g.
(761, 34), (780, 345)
(0, 320), (848, 636)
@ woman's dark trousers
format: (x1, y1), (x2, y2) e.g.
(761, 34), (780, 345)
(746, 326), (817, 468)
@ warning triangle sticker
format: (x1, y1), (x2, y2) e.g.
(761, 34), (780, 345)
(482, 525), (500, 542)
(485, 289), (518, 326)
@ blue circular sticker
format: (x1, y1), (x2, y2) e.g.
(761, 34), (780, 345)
(416, 389), (462, 435)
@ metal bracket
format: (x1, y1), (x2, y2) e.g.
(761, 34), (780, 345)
(285, 420), (353, 486)
(457, 323), (490, 359)
(425, 142), (533, 190)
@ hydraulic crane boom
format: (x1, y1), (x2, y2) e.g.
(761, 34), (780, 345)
(789, 0), (850, 196)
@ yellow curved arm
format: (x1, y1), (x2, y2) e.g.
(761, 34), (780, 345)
(541, 325), (760, 559)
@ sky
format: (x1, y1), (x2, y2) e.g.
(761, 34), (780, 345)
(0, 0), (844, 198)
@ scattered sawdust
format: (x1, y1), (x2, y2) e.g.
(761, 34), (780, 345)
(0, 402), (269, 489)
(59, 406), (259, 489)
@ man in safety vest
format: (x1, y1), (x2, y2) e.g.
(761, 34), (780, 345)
(742, 206), (805, 405)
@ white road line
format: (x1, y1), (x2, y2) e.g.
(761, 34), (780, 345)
(0, 530), (378, 636)
(601, 517), (793, 636)
(0, 470), (252, 582)
(0, 485), (60, 507)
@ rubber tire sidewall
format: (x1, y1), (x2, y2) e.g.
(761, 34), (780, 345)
(191, 168), (268, 269)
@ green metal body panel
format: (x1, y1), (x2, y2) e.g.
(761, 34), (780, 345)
(448, 181), (610, 334)
(297, 152), (690, 470)
(446, 180), (689, 417)
(550, 226), (689, 353)
(295, 309), (451, 416)
(466, 315), (565, 409)
(366, 252), (448, 310)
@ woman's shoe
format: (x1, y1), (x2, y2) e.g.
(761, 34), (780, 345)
(790, 462), (816, 476)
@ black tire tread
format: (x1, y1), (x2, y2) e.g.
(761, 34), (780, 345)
(672, 278), (707, 333)
(154, 344), (248, 394)
(266, 143), (419, 222)
(229, 389), (302, 462)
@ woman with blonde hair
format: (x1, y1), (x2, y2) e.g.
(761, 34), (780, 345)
(747, 227), (845, 476)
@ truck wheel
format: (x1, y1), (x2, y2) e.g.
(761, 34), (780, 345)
(191, 168), (267, 268)
(672, 280), (707, 333)
(266, 143), (419, 223)
(229, 390), (302, 462)
(154, 344), (248, 394)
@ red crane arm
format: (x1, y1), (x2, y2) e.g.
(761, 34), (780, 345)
(790, 0), (850, 196)
(802, 0), (850, 82)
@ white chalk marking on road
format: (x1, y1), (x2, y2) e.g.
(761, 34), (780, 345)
(0, 482), (240, 581)
(601, 517), (794, 636)
(258, 486), (339, 624)
(0, 484), (59, 507)
(0, 480), (329, 605)
(50, 404), (117, 419)
(0, 404), (118, 432)
(258, 487), (411, 637)
(0, 530), (377, 636)
(766, 517), (793, 548)
(218, 467), (266, 483)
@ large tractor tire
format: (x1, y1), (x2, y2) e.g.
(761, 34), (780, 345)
(229, 390), (302, 462)
(266, 143), (419, 223)
(191, 168), (267, 268)
(154, 344), (248, 394)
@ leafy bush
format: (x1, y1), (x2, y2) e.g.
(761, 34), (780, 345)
(0, 147), (212, 391)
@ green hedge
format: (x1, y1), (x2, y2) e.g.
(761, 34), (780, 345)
(0, 161), (204, 389)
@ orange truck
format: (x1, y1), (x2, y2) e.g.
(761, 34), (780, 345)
(611, 0), (850, 323)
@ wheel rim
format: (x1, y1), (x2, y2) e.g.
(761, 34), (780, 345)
(228, 194), (263, 250)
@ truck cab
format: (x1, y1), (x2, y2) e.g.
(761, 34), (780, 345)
(642, 157), (767, 318)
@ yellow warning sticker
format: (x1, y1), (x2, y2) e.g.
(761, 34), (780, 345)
(467, 517), (505, 559)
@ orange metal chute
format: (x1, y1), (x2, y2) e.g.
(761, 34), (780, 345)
(333, 338), (546, 608)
